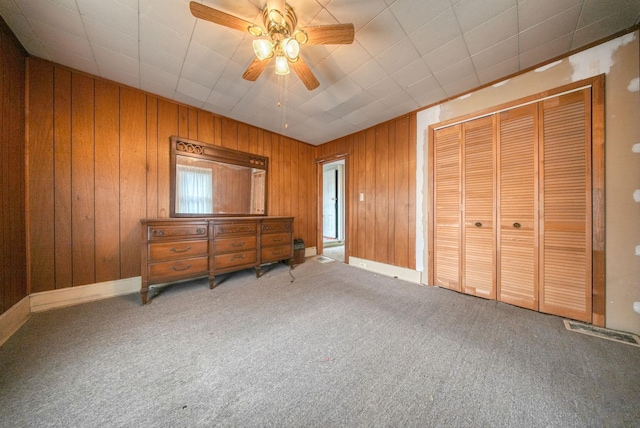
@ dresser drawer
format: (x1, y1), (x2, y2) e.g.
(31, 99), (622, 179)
(214, 236), (257, 253)
(261, 232), (291, 247)
(214, 250), (257, 270)
(261, 221), (292, 233)
(261, 245), (292, 262)
(148, 240), (208, 261)
(148, 256), (209, 281)
(148, 224), (208, 241)
(214, 222), (258, 236)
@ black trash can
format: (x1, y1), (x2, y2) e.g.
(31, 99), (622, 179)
(293, 239), (305, 265)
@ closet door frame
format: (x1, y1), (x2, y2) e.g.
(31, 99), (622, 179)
(428, 75), (605, 326)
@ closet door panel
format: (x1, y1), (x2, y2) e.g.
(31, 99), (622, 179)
(433, 125), (461, 291)
(497, 104), (538, 310)
(540, 89), (592, 322)
(462, 116), (495, 298)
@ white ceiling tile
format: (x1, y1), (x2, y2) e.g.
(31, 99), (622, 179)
(349, 59), (387, 89)
(375, 36), (420, 74)
(179, 62), (220, 89)
(213, 76), (252, 99)
(391, 0), (452, 34)
(173, 91), (206, 108)
(302, 45), (339, 68)
(28, 18), (93, 58)
(463, 6), (517, 55)
(572, 8), (640, 49)
(139, 0), (197, 37)
(76, 0), (137, 39)
(139, 41), (185, 75)
(325, 0), (388, 30)
(366, 76), (403, 99)
(0, 5), (50, 58)
(93, 45), (139, 77)
(518, 0), (582, 30)
(84, 19), (138, 59)
(408, 8), (461, 56)
(320, 42), (372, 76)
(191, 20), (244, 60)
(203, 92), (238, 114)
(357, 9), (406, 57)
(140, 62), (179, 89)
(391, 58), (432, 89)
(476, 56), (519, 84)
(471, 35), (518, 72)
(139, 15), (191, 59)
(99, 66), (140, 89)
(326, 76), (362, 102)
(343, 108), (369, 125)
(519, 33), (573, 69)
(423, 36), (470, 74)
(283, 0), (323, 28)
(578, 0), (640, 26)
(115, 0), (138, 10)
(47, 47), (100, 75)
(16, 0), (85, 38)
(433, 57), (478, 91)
(453, 0), (516, 32)
(519, 5), (581, 53)
(177, 77), (212, 102)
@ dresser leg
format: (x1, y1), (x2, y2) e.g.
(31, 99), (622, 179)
(209, 276), (216, 289)
(141, 287), (149, 305)
(255, 266), (261, 278)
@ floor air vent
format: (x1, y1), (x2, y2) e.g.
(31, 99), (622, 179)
(315, 256), (334, 263)
(563, 320), (640, 347)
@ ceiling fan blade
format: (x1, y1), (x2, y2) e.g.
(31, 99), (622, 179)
(190, 1), (256, 33)
(299, 23), (355, 45)
(290, 56), (319, 91)
(242, 57), (272, 81)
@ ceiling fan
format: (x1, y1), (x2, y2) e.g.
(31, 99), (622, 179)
(189, 0), (355, 90)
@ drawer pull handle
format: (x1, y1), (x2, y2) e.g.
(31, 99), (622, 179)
(513, 222), (521, 228)
(231, 242), (246, 247)
(272, 250), (283, 255)
(271, 238), (283, 242)
(170, 246), (192, 253)
(197, 228), (206, 234)
(170, 264), (192, 272)
(475, 222), (482, 227)
(152, 229), (164, 236)
(231, 254), (246, 261)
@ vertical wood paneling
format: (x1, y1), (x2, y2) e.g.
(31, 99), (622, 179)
(394, 117), (409, 268)
(364, 128), (376, 261)
(356, 132), (366, 259)
(0, 29), (27, 312)
(23, 58), (318, 293)
(145, 96), (158, 218)
(119, 88), (147, 278)
(374, 124), (389, 263)
(157, 99), (178, 218)
(53, 68), (72, 288)
(71, 73), (96, 286)
(94, 80), (120, 283)
(27, 60), (55, 293)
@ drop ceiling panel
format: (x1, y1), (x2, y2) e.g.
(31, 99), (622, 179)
(1, 0), (638, 145)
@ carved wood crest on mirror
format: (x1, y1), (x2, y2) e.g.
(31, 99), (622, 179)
(170, 136), (268, 217)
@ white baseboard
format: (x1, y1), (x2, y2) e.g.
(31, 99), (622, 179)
(0, 296), (31, 347)
(348, 256), (422, 284)
(305, 247), (317, 257)
(30, 277), (141, 313)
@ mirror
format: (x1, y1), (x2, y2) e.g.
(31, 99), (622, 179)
(170, 137), (267, 217)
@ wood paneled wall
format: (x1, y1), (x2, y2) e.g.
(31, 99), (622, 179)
(317, 115), (417, 269)
(26, 57), (317, 293)
(0, 20), (27, 315)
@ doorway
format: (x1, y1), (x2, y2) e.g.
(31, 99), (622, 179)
(318, 157), (347, 263)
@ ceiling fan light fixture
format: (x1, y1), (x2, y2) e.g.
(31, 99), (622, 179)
(282, 37), (300, 61)
(275, 55), (290, 75)
(293, 29), (307, 45)
(248, 25), (264, 37)
(253, 39), (273, 60)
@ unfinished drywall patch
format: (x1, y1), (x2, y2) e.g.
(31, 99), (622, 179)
(634, 302), (640, 314)
(634, 190), (640, 203)
(633, 143), (640, 153)
(629, 77), (640, 92)
(535, 60), (563, 73)
(569, 32), (637, 81)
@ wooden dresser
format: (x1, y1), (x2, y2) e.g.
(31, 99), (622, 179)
(141, 216), (293, 304)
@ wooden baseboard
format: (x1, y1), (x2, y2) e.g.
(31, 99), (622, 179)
(0, 297), (31, 347)
(30, 277), (141, 313)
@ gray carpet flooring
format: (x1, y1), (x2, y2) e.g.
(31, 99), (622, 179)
(1, 259), (639, 427)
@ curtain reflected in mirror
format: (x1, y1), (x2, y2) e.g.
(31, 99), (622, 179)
(174, 154), (266, 216)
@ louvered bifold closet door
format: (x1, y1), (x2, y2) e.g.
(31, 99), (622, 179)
(539, 89), (592, 322)
(462, 116), (496, 299)
(497, 104), (539, 310)
(433, 124), (461, 291)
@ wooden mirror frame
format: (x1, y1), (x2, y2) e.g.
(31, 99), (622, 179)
(170, 136), (268, 217)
